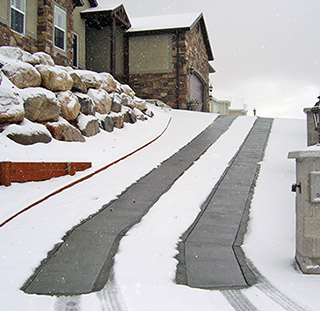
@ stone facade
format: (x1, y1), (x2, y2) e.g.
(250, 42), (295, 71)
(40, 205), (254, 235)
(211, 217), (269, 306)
(37, 0), (74, 66)
(0, 0), (75, 66)
(128, 21), (211, 111)
(0, 21), (38, 54)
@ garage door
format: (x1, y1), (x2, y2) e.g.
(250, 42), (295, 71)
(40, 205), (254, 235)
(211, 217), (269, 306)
(190, 73), (204, 111)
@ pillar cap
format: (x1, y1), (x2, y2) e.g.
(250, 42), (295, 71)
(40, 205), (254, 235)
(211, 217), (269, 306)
(288, 149), (320, 159)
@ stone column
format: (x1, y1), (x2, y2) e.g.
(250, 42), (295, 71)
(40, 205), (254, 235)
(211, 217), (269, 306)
(288, 150), (320, 274)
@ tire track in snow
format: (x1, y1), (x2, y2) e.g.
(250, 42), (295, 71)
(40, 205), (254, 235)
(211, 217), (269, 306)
(246, 259), (312, 311)
(222, 290), (258, 311)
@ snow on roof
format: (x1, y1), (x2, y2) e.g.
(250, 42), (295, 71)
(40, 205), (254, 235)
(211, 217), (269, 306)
(81, 1), (123, 13)
(128, 12), (202, 33)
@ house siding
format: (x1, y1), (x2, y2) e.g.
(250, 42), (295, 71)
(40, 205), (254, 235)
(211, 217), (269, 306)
(73, 0), (91, 69)
(129, 32), (189, 109)
(128, 21), (210, 111)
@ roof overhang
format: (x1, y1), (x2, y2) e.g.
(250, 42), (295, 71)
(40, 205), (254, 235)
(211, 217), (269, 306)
(128, 13), (214, 61)
(81, 3), (131, 29)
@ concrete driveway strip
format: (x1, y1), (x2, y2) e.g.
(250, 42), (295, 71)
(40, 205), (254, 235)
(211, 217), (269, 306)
(176, 117), (273, 289)
(22, 115), (236, 296)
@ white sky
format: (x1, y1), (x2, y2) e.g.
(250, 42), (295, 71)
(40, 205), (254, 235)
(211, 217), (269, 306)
(111, 0), (320, 118)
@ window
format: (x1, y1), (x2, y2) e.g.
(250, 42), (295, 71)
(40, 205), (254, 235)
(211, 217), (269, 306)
(73, 33), (78, 67)
(11, 0), (25, 34)
(54, 5), (66, 50)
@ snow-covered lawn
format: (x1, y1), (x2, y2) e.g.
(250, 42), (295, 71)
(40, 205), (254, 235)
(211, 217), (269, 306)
(0, 106), (319, 310)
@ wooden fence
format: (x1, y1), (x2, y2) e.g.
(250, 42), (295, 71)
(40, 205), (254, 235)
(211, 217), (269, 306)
(0, 162), (91, 186)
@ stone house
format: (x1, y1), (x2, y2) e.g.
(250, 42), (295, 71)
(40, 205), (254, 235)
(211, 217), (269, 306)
(0, 0), (86, 66)
(127, 13), (214, 111)
(0, 0), (215, 111)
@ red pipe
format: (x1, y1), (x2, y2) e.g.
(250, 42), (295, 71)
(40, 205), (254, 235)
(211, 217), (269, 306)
(0, 116), (172, 228)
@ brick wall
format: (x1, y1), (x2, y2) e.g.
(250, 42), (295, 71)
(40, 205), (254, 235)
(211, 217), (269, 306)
(128, 22), (210, 110)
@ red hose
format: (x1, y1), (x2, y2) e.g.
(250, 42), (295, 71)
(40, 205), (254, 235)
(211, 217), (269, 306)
(0, 116), (172, 228)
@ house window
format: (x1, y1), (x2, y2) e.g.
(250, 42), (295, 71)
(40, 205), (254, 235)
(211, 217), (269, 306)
(73, 32), (78, 67)
(54, 5), (67, 50)
(11, 0), (25, 34)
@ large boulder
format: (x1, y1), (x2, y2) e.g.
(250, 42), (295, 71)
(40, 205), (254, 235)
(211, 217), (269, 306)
(97, 113), (114, 132)
(111, 93), (122, 113)
(71, 70), (102, 89)
(0, 46), (37, 64)
(74, 93), (95, 115)
(111, 114), (124, 129)
(87, 88), (112, 114)
(123, 109), (137, 124)
(0, 74), (24, 124)
(56, 91), (80, 121)
(70, 71), (87, 93)
(36, 65), (73, 91)
(121, 84), (135, 98)
(2, 60), (41, 89)
(32, 52), (55, 66)
(76, 113), (100, 137)
(100, 72), (117, 93)
(133, 97), (148, 111)
(46, 118), (85, 142)
(4, 119), (52, 145)
(20, 87), (60, 122)
(121, 93), (135, 109)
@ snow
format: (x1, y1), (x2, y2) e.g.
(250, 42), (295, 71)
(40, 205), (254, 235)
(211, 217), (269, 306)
(81, 2), (123, 14)
(128, 12), (202, 33)
(3, 118), (51, 137)
(0, 106), (319, 310)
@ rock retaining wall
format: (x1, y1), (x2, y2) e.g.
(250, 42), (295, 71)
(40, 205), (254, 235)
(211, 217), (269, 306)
(0, 46), (152, 145)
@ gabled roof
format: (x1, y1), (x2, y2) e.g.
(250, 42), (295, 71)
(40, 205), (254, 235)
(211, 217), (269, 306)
(128, 13), (214, 61)
(81, 3), (131, 29)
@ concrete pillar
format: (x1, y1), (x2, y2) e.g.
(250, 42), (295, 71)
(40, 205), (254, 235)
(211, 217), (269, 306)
(288, 150), (320, 274)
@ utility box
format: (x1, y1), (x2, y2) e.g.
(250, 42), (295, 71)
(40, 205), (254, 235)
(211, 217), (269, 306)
(288, 150), (320, 274)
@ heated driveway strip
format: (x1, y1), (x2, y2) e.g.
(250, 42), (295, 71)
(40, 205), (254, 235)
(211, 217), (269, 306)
(22, 115), (236, 296)
(176, 117), (273, 289)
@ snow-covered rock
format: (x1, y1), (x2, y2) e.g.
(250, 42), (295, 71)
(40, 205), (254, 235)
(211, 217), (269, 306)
(121, 84), (135, 98)
(2, 60), (41, 89)
(74, 93), (95, 115)
(133, 96), (147, 111)
(71, 69), (102, 89)
(0, 74), (24, 124)
(32, 52), (55, 66)
(20, 87), (60, 122)
(111, 113), (124, 129)
(87, 88), (112, 114)
(121, 93), (135, 109)
(4, 118), (52, 145)
(111, 93), (122, 113)
(46, 117), (85, 142)
(0, 46), (37, 64)
(70, 71), (87, 93)
(97, 113), (114, 132)
(100, 72), (117, 93)
(56, 90), (80, 121)
(36, 65), (73, 91)
(76, 113), (100, 137)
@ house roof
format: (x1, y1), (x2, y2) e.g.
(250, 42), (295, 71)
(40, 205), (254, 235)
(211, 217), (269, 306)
(128, 13), (214, 61)
(81, 3), (131, 29)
